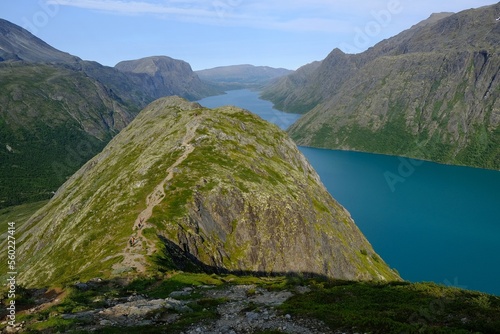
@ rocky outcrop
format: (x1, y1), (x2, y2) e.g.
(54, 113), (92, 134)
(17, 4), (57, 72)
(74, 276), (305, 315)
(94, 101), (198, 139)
(4, 97), (399, 288)
(264, 4), (500, 169)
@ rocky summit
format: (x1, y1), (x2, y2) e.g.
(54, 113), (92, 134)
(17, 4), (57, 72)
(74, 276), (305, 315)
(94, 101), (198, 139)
(3, 96), (399, 288)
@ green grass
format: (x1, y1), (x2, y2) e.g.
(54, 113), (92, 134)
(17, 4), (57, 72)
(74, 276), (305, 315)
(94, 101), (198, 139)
(0, 200), (48, 237)
(279, 280), (500, 333)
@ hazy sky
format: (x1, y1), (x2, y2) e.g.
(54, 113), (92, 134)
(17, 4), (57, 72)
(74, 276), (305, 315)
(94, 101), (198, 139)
(2, 1), (497, 70)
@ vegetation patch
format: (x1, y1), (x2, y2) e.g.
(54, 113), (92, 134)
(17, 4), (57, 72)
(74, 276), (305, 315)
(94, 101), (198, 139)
(279, 280), (500, 333)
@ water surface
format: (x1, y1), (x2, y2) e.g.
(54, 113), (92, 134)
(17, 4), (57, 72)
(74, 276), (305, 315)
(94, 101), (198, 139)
(198, 89), (301, 129)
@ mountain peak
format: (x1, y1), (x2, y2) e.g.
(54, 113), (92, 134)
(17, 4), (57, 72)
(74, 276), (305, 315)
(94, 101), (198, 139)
(114, 56), (218, 100)
(0, 18), (80, 63)
(115, 56), (192, 76)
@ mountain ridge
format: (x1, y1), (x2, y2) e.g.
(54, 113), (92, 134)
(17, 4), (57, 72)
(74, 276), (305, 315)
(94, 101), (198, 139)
(0, 18), (80, 63)
(2, 96), (399, 287)
(263, 4), (500, 169)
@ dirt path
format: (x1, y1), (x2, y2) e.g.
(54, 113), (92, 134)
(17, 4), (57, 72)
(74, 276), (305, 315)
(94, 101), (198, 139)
(112, 117), (201, 273)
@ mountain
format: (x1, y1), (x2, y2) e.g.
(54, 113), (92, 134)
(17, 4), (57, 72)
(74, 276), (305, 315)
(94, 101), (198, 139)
(264, 4), (500, 169)
(260, 60), (322, 113)
(0, 18), (80, 63)
(115, 56), (220, 101)
(0, 19), (218, 208)
(196, 64), (293, 89)
(2, 96), (399, 287)
(0, 61), (139, 207)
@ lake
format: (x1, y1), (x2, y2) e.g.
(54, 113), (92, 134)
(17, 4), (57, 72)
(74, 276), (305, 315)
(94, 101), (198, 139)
(198, 89), (500, 295)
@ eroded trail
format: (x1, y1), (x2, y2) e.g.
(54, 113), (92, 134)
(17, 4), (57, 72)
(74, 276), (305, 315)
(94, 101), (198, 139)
(112, 117), (201, 273)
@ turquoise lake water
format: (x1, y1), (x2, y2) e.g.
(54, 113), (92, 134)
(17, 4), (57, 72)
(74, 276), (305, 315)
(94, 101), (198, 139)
(198, 89), (500, 295)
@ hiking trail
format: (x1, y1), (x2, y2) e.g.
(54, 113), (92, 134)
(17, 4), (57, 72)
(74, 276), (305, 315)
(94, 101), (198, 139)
(111, 116), (201, 273)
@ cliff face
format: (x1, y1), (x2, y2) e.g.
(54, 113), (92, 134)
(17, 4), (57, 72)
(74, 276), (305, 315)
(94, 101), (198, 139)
(260, 60), (323, 113)
(3, 97), (399, 287)
(115, 56), (219, 101)
(264, 4), (500, 169)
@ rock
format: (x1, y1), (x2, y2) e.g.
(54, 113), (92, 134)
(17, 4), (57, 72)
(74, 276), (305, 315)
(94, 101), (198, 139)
(250, 290), (293, 306)
(245, 311), (260, 321)
(169, 290), (191, 298)
(165, 298), (193, 313)
(74, 282), (89, 290)
(101, 298), (168, 318)
(99, 319), (114, 326)
(61, 310), (95, 321)
(127, 294), (145, 302)
(199, 285), (215, 289)
(295, 286), (312, 294)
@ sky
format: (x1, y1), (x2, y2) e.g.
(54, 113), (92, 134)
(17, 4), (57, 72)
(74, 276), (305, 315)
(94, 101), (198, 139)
(1, 1), (497, 70)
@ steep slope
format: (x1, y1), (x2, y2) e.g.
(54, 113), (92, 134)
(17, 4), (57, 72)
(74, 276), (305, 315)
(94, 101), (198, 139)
(260, 59), (330, 114)
(0, 18), (80, 63)
(196, 64), (292, 89)
(266, 4), (500, 169)
(0, 20), (218, 207)
(115, 56), (220, 101)
(261, 13), (454, 114)
(0, 61), (138, 207)
(2, 97), (399, 287)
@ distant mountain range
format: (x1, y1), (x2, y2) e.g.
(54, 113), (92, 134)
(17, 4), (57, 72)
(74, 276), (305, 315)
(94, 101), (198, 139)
(0, 18), (219, 207)
(196, 64), (292, 89)
(263, 4), (500, 170)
